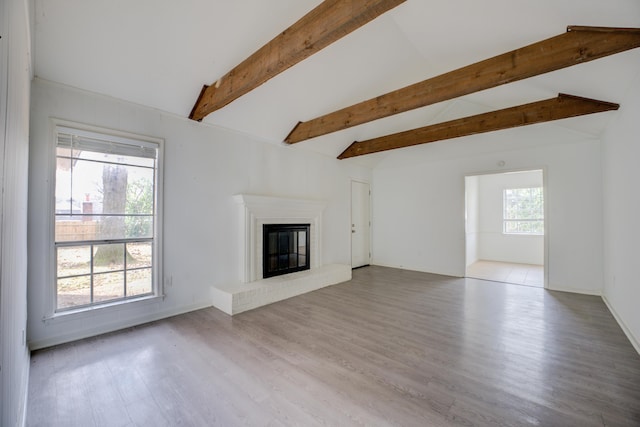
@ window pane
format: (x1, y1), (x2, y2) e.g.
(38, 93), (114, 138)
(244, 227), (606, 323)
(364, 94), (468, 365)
(504, 221), (516, 233)
(94, 272), (125, 302)
(96, 215), (128, 241)
(124, 216), (154, 239)
(533, 221), (544, 233)
(504, 220), (544, 234)
(93, 243), (125, 273)
(127, 268), (152, 296)
(55, 157), (74, 215)
(126, 172), (155, 215)
(97, 216), (153, 240)
(57, 276), (91, 309)
(55, 214), (153, 242)
(100, 215), (150, 241)
(123, 215), (153, 240)
(57, 246), (91, 278)
(503, 187), (543, 235)
(67, 160), (154, 217)
(127, 242), (152, 269)
(54, 124), (159, 312)
(504, 188), (543, 220)
(55, 216), (99, 242)
(96, 162), (128, 215)
(69, 160), (101, 212)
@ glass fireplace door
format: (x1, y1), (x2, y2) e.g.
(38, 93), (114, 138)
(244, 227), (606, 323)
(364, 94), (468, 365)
(263, 224), (310, 278)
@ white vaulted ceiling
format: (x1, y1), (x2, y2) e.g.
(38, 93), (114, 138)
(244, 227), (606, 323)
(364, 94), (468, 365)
(33, 0), (640, 166)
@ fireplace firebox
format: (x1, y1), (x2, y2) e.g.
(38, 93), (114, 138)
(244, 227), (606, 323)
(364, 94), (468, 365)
(263, 224), (310, 278)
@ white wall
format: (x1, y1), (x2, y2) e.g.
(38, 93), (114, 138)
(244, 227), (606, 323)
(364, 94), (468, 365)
(602, 72), (640, 353)
(0, 0), (32, 425)
(372, 128), (603, 295)
(28, 79), (371, 349)
(464, 175), (479, 266)
(475, 170), (544, 265)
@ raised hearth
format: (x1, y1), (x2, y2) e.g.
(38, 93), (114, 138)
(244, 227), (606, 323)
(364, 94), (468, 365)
(211, 264), (351, 315)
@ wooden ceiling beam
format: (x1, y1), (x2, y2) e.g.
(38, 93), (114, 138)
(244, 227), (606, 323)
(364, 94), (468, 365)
(287, 26), (640, 144)
(189, 0), (406, 122)
(337, 94), (619, 159)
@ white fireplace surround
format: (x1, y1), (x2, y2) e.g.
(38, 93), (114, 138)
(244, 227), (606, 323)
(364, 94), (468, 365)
(210, 194), (351, 315)
(234, 194), (326, 283)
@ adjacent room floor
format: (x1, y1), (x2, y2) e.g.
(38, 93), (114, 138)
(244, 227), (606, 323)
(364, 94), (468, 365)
(27, 266), (640, 426)
(467, 260), (544, 287)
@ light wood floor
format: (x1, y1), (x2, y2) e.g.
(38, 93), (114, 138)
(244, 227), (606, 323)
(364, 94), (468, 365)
(467, 260), (544, 287)
(27, 266), (640, 426)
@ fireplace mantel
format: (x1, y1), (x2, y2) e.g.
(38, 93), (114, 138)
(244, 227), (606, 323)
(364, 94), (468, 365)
(211, 194), (351, 315)
(234, 194), (326, 220)
(234, 194), (326, 283)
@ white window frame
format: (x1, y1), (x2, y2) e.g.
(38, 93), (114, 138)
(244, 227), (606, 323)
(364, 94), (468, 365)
(50, 120), (164, 315)
(503, 187), (544, 235)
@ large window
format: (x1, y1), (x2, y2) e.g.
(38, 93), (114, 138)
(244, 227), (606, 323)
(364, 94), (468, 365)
(54, 125), (162, 312)
(503, 187), (544, 235)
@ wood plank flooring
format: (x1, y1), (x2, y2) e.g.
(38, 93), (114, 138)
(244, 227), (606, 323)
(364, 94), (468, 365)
(27, 266), (640, 426)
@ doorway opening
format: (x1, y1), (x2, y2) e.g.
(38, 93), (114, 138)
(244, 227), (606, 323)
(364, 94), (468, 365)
(465, 169), (546, 288)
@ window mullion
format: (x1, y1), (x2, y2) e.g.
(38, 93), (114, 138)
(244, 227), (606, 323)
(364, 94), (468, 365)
(90, 243), (95, 304)
(124, 242), (128, 297)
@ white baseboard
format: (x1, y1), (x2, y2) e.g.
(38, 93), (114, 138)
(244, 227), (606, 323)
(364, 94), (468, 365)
(28, 301), (213, 350)
(545, 284), (602, 297)
(602, 295), (640, 356)
(370, 262), (464, 278)
(546, 284), (602, 296)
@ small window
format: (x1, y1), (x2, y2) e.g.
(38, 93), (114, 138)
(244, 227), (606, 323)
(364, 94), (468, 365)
(503, 187), (544, 235)
(54, 125), (162, 312)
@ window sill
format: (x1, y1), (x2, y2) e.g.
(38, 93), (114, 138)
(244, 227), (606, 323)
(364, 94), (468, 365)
(42, 294), (164, 325)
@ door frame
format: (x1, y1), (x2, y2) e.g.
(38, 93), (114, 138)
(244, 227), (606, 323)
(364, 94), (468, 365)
(350, 180), (371, 268)
(464, 167), (548, 288)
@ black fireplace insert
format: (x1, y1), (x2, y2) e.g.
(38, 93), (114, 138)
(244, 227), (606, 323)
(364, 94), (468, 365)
(263, 224), (310, 278)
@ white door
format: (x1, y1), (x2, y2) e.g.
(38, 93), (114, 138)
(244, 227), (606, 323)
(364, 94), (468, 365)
(351, 181), (371, 268)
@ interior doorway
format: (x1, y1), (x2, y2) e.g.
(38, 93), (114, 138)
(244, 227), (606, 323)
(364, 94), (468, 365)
(465, 169), (546, 287)
(351, 180), (371, 268)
